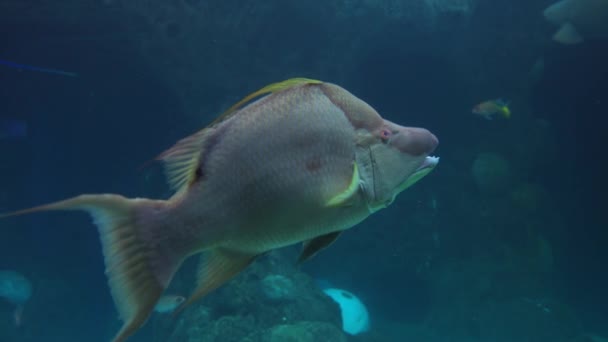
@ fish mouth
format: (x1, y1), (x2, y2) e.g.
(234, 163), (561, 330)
(367, 155), (440, 214)
(416, 156), (440, 172)
(393, 155), (440, 195)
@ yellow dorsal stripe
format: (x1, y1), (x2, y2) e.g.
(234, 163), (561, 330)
(213, 78), (323, 124)
(326, 162), (360, 207)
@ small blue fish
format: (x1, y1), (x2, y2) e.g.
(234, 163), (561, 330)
(0, 59), (77, 77)
(0, 120), (28, 140)
(0, 270), (32, 327)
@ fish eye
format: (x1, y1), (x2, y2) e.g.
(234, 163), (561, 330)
(380, 129), (391, 143)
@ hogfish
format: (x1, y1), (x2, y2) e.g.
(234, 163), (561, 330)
(1, 78), (439, 341)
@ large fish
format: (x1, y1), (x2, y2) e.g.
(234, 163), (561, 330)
(543, 0), (608, 44)
(1, 78), (439, 341)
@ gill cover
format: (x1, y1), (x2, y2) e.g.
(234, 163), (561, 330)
(364, 142), (437, 213)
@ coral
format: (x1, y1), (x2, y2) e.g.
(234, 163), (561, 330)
(163, 251), (343, 341)
(264, 321), (347, 342)
(260, 274), (297, 301)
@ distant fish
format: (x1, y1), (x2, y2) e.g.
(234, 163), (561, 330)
(153, 295), (185, 314)
(0, 270), (32, 327)
(0, 119), (28, 140)
(0, 59), (78, 77)
(543, 0), (608, 44)
(472, 99), (511, 120)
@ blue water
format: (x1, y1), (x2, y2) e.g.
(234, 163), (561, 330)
(1, 1), (606, 341)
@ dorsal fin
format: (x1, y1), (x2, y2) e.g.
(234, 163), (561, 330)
(156, 78), (324, 194)
(211, 77), (323, 125)
(156, 128), (212, 193)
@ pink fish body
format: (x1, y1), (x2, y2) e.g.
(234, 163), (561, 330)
(1, 78), (439, 341)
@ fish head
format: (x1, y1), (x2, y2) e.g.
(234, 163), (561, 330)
(321, 83), (439, 212)
(362, 121), (439, 211)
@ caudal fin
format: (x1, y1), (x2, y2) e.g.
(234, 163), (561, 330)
(501, 106), (511, 119)
(1, 194), (181, 342)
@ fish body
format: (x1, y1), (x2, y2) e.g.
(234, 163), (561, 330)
(0, 79), (439, 342)
(472, 99), (511, 119)
(543, 0), (608, 44)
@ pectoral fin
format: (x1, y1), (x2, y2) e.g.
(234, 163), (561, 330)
(174, 249), (257, 315)
(298, 231), (342, 264)
(325, 162), (360, 207)
(156, 128), (213, 194)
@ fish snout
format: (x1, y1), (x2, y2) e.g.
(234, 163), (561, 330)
(393, 127), (438, 156)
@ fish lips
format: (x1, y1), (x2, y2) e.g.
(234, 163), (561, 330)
(395, 155), (440, 194)
(416, 155), (440, 172)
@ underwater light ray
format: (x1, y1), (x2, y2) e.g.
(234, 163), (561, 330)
(0, 59), (78, 77)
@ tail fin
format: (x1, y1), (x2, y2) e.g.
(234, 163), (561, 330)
(1, 194), (181, 342)
(502, 106), (511, 119)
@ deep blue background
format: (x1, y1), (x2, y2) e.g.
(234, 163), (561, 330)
(0, 1), (606, 340)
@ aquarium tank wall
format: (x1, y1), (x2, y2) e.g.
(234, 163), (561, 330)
(0, 0), (606, 341)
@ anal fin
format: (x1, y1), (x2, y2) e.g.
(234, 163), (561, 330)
(298, 231), (342, 264)
(175, 248), (256, 315)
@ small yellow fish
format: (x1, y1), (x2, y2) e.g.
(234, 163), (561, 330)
(472, 99), (511, 119)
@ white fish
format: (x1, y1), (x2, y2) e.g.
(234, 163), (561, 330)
(153, 295), (185, 313)
(543, 0), (608, 44)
